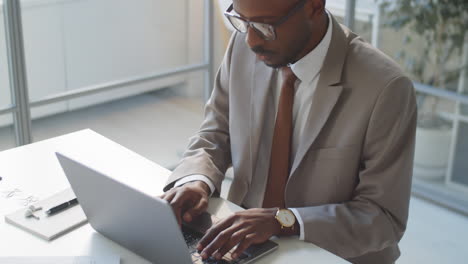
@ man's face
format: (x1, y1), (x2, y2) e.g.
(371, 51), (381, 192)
(233, 0), (315, 68)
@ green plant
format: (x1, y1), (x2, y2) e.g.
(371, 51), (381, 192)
(381, 0), (468, 128)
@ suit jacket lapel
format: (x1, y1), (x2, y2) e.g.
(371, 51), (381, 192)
(250, 60), (274, 186)
(289, 16), (348, 176)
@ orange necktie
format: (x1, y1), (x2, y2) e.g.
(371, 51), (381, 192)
(262, 67), (297, 209)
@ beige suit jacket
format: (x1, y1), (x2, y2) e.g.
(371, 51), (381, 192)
(165, 16), (417, 264)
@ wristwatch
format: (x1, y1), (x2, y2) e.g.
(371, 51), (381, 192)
(275, 208), (296, 230)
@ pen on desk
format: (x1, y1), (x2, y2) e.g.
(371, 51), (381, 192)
(45, 198), (78, 215)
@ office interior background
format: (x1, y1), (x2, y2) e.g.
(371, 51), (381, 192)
(0, 0), (467, 262)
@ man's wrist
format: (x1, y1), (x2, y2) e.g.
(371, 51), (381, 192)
(174, 175), (215, 195)
(273, 208), (300, 236)
(281, 220), (300, 236)
(192, 181), (211, 196)
(267, 208), (282, 236)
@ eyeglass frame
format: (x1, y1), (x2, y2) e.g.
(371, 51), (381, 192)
(223, 0), (308, 41)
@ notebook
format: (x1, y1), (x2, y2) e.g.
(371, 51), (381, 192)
(0, 255), (120, 264)
(4, 188), (87, 240)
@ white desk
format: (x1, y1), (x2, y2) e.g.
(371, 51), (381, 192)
(0, 129), (347, 263)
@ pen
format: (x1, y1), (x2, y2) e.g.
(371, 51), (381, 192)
(45, 198), (78, 215)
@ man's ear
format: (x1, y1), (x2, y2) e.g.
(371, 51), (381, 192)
(304, 0), (325, 20)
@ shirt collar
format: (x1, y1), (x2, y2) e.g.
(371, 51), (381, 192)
(289, 11), (333, 84)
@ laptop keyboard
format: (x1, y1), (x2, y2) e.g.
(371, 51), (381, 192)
(183, 227), (249, 264)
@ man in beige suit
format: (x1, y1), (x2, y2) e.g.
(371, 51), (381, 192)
(161, 0), (417, 263)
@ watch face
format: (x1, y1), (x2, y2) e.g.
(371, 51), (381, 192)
(277, 210), (295, 227)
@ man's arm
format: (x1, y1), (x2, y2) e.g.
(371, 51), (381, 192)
(174, 175), (216, 195)
(163, 32), (238, 194)
(292, 76), (417, 259)
(160, 33), (238, 225)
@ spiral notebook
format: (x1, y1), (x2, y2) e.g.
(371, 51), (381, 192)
(4, 188), (87, 241)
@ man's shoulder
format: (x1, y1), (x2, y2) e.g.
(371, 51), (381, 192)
(227, 32), (257, 68)
(341, 28), (409, 90)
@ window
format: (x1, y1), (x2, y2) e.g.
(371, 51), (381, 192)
(351, 0), (468, 212)
(0, 0), (214, 168)
(0, 0), (17, 150)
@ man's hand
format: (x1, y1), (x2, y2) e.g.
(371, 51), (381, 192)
(159, 181), (210, 225)
(197, 208), (281, 261)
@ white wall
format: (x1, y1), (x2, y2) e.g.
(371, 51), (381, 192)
(0, 0), (189, 127)
(185, 0), (231, 100)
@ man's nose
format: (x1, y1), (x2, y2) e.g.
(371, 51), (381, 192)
(245, 27), (265, 49)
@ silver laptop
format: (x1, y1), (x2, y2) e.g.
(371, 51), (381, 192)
(55, 152), (278, 264)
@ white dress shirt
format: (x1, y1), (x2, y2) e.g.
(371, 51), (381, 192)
(175, 12), (333, 241)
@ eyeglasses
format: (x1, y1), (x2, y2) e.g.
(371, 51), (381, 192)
(224, 0), (307, 41)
